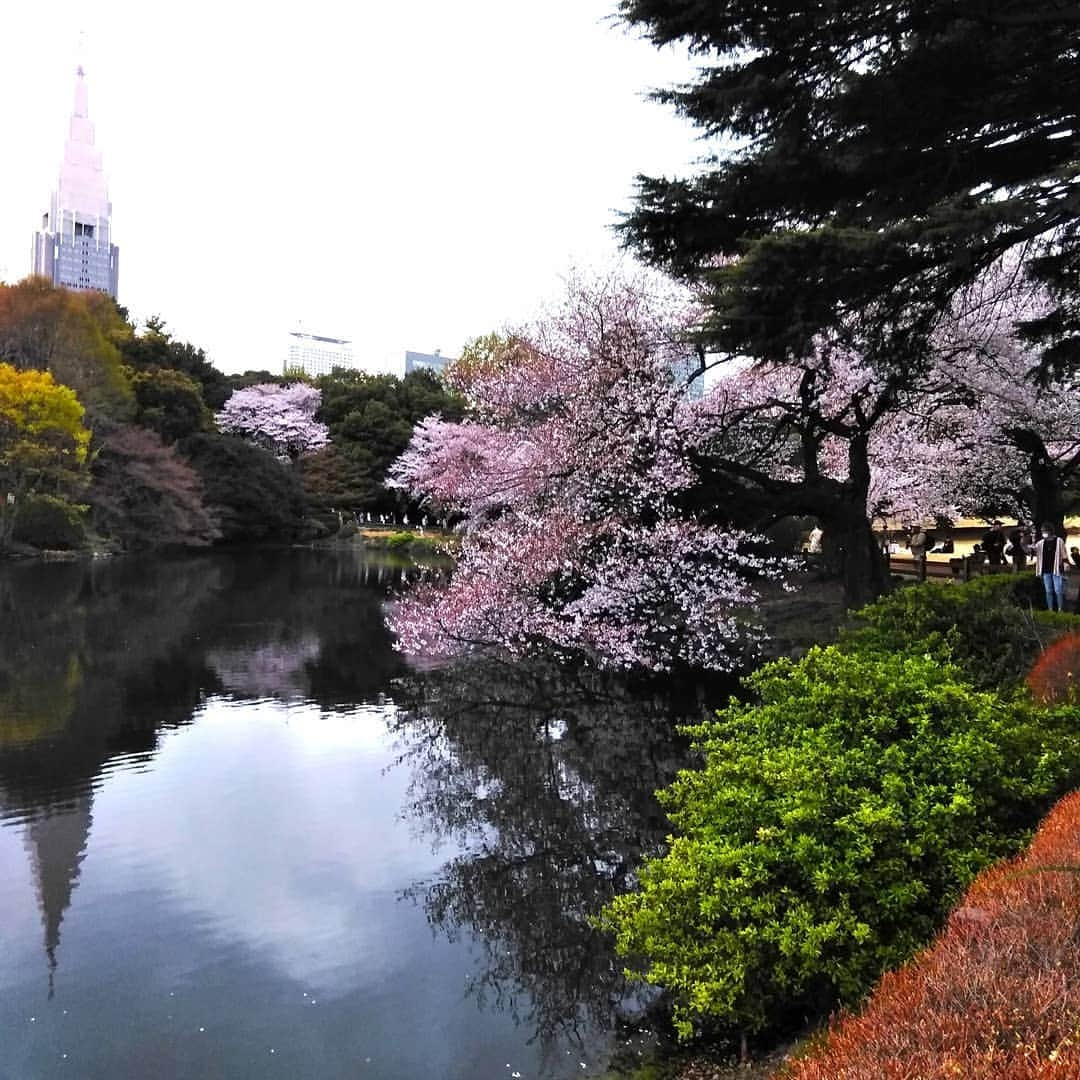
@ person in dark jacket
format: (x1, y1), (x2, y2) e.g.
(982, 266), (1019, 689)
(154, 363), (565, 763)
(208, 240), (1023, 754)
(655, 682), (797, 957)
(1007, 526), (1031, 573)
(1071, 545), (1080, 613)
(982, 520), (1006, 571)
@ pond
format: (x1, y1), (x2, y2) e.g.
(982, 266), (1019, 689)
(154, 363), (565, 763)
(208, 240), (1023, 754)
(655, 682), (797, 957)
(0, 548), (698, 1079)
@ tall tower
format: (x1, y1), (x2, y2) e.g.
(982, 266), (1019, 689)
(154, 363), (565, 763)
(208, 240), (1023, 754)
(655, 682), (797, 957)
(32, 65), (120, 298)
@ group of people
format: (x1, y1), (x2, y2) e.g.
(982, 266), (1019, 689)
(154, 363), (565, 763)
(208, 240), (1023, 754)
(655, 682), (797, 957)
(976, 520), (1038, 574)
(983, 520), (1078, 613)
(905, 528), (952, 558)
(910, 519), (1077, 613)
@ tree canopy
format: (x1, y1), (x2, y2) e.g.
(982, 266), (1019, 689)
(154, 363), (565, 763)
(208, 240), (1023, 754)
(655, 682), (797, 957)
(216, 382), (329, 463)
(0, 278), (133, 422)
(130, 367), (212, 444)
(388, 278), (786, 672)
(309, 368), (465, 514)
(0, 280), (314, 552)
(180, 433), (307, 543)
(87, 424), (219, 549)
(619, 0), (1080, 379)
(0, 363), (90, 545)
(120, 316), (231, 410)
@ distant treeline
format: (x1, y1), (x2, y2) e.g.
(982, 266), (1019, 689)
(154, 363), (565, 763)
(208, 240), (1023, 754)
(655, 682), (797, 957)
(0, 277), (462, 553)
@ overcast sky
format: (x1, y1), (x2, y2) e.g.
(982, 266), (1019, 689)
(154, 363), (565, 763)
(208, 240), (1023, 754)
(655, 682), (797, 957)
(0, 1), (702, 375)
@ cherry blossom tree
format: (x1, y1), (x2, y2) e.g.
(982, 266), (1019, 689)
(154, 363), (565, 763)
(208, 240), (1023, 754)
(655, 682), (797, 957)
(388, 262), (1076, 673)
(675, 333), (957, 605)
(933, 273), (1080, 529)
(866, 262), (1080, 529)
(682, 255), (1080, 587)
(216, 382), (329, 462)
(388, 275), (786, 673)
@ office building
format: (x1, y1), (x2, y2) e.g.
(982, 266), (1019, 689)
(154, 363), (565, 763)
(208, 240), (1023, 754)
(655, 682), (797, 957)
(286, 330), (355, 378)
(670, 355), (705, 400)
(32, 66), (119, 298)
(404, 349), (452, 376)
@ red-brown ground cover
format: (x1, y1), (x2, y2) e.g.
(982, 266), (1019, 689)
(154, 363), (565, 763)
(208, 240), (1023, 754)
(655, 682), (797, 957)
(777, 791), (1080, 1079)
(1027, 631), (1080, 707)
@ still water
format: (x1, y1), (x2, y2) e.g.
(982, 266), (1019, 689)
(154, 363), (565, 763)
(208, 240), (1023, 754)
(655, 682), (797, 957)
(0, 549), (693, 1079)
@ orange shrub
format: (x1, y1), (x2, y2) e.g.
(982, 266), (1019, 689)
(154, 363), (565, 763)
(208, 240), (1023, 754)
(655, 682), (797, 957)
(777, 791), (1080, 1080)
(1028, 632), (1080, 706)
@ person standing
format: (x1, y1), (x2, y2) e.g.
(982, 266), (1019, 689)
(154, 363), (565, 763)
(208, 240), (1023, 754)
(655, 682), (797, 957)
(982, 520), (1006, 572)
(1007, 525), (1031, 573)
(1033, 524), (1069, 612)
(1071, 545), (1080, 614)
(909, 525), (928, 577)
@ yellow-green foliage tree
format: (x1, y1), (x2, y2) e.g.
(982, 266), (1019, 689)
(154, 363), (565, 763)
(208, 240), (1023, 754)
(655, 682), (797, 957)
(0, 363), (90, 545)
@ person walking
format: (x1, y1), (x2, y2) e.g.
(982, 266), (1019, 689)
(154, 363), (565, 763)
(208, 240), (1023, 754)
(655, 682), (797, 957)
(1033, 523), (1069, 612)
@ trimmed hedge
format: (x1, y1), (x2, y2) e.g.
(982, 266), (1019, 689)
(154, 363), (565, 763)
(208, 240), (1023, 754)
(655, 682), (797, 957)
(1028, 631), (1080, 707)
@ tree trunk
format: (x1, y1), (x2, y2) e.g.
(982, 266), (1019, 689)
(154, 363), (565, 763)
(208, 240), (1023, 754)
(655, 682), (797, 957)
(829, 433), (889, 610)
(1012, 428), (1064, 533)
(834, 511), (890, 609)
(690, 434), (891, 609)
(1029, 455), (1063, 533)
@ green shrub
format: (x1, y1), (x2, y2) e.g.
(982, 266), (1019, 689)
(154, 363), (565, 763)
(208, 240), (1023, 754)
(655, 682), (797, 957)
(12, 495), (87, 550)
(842, 576), (1065, 690)
(598, 646), (1080, 1040)
(385, 530), (416, 550)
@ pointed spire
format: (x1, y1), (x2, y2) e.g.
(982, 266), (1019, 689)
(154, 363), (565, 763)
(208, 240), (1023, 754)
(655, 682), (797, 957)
(73, 65), (89, 120)
(57, 64), (110, 221)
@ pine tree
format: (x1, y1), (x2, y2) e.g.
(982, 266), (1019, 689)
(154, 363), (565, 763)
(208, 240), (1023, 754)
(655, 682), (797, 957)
(619, 0), (1080, 378)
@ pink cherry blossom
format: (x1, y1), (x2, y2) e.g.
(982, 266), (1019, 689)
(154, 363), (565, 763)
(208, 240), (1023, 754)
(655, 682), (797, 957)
(217, 382), (329, 462)
(388, 272), (785, 672)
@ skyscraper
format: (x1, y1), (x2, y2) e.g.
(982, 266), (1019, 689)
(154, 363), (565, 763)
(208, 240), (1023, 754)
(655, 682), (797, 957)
(32, 65), (119, 298)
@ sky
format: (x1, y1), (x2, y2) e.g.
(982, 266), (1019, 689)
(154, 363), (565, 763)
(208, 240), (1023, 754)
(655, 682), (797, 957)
(0, 1), (703, 375)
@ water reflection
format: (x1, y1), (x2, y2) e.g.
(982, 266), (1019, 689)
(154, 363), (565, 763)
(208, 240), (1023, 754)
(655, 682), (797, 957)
(0, 548), (407, 1006)
(0, 549), (700, 1077)
(393, 658), (698, 1055)
(22, 798), (92, 999)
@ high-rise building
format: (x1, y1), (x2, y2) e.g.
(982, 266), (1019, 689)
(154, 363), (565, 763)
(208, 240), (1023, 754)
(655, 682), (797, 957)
(286, 330), (355, 378)
(404, 349), (452, 376)
(32, 66), (120, 298)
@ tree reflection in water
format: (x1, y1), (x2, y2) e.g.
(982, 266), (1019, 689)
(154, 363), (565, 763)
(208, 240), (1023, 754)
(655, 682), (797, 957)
(0, 548), (410, 999)
(392, 656), (706, 1056)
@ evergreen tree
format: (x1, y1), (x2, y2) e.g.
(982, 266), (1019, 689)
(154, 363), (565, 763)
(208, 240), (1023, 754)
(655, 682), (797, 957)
(619, 1), (1080, 379)
(121, 317), (231, 410)
(312, 368), (464, 514)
